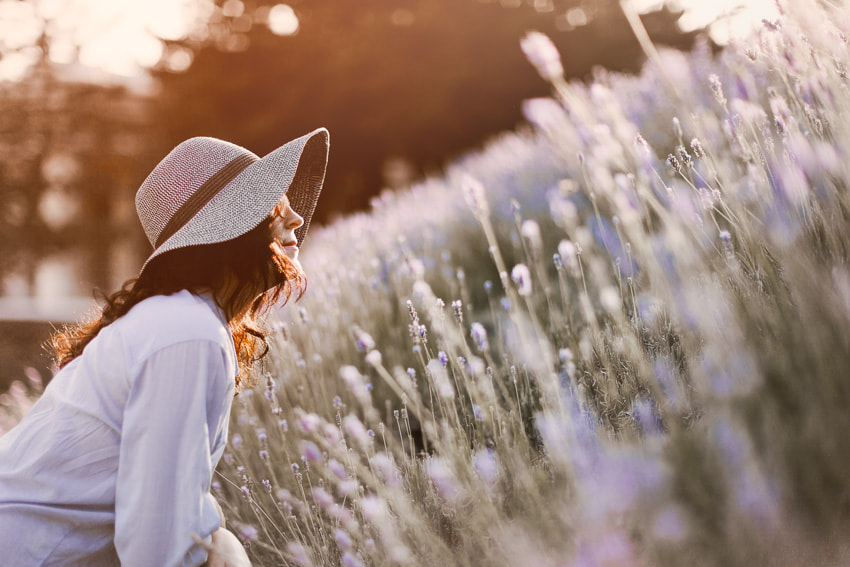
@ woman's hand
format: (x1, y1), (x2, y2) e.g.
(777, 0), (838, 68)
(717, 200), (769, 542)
(212, 498), (226, 528)
(206, 527), (252, 567)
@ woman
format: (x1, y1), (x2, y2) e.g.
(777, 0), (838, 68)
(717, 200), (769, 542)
(0, 128), (329, 566)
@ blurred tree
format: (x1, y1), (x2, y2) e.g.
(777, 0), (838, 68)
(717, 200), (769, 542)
(0, 51), (157, 297)
(0, 15), (160, 387)
(152, 0), (700, 222)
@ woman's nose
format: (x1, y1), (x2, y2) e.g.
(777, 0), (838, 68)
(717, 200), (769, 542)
(285, 207), (304, 230)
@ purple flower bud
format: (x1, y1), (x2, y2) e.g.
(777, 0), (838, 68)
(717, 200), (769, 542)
(470, 322), (489, 352)
(328, 458), (347, 480)
(312, 486), (334, 507)
(238, 524), (259, 542)
(353, 327), (375, 352)
(341, 551), (363, 567)
(301, 440), (321, 463)
(296, 412), (322, 433)
(335, 528), (353, 551)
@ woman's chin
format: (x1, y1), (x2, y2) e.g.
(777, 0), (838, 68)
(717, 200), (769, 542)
(285, 253), (302, 270)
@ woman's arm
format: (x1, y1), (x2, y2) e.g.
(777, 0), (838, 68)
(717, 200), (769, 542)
(114, 340), (232, 566)
(205, 528), (252, 567)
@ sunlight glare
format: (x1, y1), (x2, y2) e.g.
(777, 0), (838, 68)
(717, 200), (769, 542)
(0, 0), (782, 83)
(0, 1), (41, 49)
(268, 4), (299, 36)
(625, 0), (780, 44)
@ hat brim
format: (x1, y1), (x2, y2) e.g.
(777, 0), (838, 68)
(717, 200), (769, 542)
(141, 128), (329, 272)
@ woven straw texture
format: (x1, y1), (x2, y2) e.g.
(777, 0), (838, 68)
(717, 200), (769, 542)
(135, 128), (329, 272)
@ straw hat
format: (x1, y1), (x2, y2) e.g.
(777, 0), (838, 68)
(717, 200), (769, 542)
(135, 128), (329, 273)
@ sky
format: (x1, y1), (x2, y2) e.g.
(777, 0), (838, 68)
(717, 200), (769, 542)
(0, 0), (779, 82)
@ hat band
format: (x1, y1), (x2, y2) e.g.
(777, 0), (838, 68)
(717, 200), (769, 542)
(155, 152), (260, 248)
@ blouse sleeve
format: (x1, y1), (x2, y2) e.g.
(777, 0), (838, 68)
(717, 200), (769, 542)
(114, 339), (233, 567)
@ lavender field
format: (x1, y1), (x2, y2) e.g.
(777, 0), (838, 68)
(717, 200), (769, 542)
(213, 2), (850, 565)
(4, 0), (850, 565)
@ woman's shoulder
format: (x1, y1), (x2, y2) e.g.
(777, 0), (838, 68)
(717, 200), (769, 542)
(115, 290), (232, 355)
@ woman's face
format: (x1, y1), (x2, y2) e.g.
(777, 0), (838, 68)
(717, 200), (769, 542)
(270, 197), (305, 263)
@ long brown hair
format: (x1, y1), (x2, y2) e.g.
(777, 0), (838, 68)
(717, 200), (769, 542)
(49, 202), (305, 391)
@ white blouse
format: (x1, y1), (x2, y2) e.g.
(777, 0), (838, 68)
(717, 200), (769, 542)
(0, 290), (237, 566)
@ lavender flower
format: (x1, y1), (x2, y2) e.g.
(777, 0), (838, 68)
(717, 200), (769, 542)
(520, 31), (563, 81)
(427, 359), (455, 399)
(666, 153), (682, 174)
(521, 219), (543, 253)
(470, 322), (490, 352)
(690, 137), (706, 159)
(461, 174), (489, 218)
(452, 299), (463, 324)
(328, 458), (347, 480)
(296, 412), (322, 433)
(473, 449), (500, 488)
(352, 326), (375, 352)
(426, 457), (462, 503)
(337, 479), (358, 497)
(600, 287), (621, 313)
(301, 440), (321, 463)
(335, 528), (353, 551)
(341, 552), (364, 567)
(286, 541), (312, 566)
(511, 263), (533, 296)
(522, 97), (565, 129)
(311, 486), (334, 508)
(364, 349), (383, 367)
(343, 414), (371, 448)
(709, 73), (727, 106)
(238, 524), (258, 542)
(549, 194), (578, 231)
